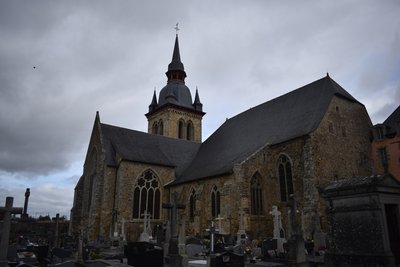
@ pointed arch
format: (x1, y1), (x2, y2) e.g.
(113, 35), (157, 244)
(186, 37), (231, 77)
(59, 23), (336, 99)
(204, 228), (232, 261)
(132, 169), (161, 219)
(211, 185), (221, 218)
(250, 172), (263, 215)
(277, 154), (294, 202)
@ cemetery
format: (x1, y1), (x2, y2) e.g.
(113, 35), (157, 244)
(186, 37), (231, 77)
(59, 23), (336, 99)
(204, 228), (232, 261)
(1, 179), (400, 267)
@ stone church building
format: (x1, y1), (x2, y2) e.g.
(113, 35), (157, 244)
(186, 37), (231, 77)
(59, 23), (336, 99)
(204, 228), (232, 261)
(70, 34), (372, 243)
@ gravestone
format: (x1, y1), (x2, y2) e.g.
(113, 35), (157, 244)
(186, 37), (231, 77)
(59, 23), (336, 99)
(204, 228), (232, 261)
(323, 174), (400, 266)
(236, 208), (246, 246)
(125, 241), (163, 267)
(286, 196), (306, 267)
(178, 215), (187, 253)
(163, 192), (185, 267)
(269, 205), (286, 253)
(186, 243), (204, 259)
(208, 251), (244, 267)
(0, 197), (23, 267)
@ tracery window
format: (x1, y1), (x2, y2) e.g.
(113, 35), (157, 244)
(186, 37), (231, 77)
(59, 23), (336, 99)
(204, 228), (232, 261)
(187, 121), (194, 141)
(278, 155), (294, 202)
(189, 189), (196, 220)
(132, 169), (161, 219)
(211, 186), (221, 218)
(250, 173), (263, 215)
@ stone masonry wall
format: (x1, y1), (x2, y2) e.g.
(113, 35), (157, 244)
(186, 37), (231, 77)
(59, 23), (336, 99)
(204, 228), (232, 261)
(147, 107), (203, 143)
(309, 96), (372, 238)
(115, 161), (174, 241)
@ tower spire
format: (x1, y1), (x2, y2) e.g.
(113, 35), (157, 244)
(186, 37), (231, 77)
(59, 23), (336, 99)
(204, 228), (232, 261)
(166, 24), (186, 82)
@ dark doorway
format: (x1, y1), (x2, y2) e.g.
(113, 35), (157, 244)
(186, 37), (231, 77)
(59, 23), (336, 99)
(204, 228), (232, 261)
(385, 204), (400, 263)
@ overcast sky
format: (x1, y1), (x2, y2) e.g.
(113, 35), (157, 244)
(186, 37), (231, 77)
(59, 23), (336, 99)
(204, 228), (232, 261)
(1, 0), (399, 218)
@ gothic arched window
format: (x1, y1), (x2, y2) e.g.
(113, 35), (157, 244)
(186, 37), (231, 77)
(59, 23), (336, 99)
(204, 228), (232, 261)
(187, 121), (194, 141)
(211, 186), (221, 218)
(278, 155), (294, 202)
(152, 122), (158, 135)
(178, 120), (185, 139)
(158, 120), (164, 135)
(189, 189), (196, 221)
(132, 169), (161, 219)
(250, 173), (263, 215)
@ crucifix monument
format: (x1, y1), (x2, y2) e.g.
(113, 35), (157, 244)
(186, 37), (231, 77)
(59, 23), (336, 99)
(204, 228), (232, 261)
(163, 191), (185, 267)
(270, 205), (286, 253)
(237, 207), (246, 245)
(139, 210), (152, 242)
(0, 197), (23, 267)
(205, 221), (220, 254)
(22, 188), (30, 220)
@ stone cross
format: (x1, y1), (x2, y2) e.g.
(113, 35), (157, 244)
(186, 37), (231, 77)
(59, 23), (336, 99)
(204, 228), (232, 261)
(237, 208), (246, 245)
(142, 210), (151, 234)
(139, 210), (152, 242)
(205, 221), (219, 254)
(163, 192), (185, 238)
(23, 188), (30, 216)
(215, 214), (224, 234)
(270, 206), (282, 239)
(0, 197), (23, 267)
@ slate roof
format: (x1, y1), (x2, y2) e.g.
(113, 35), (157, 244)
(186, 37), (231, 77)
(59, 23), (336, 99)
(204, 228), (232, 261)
(173, 75), (361, 185)
(100, 123), (200, 177)
(323, 173), (400, 196)
(383, 104), (400, 135)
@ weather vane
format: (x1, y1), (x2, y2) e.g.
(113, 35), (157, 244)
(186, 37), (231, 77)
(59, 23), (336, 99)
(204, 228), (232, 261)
(174, 23), (180, 34)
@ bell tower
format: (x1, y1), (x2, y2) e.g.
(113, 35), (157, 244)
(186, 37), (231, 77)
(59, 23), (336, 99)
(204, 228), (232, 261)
(145, 33), (205, 143)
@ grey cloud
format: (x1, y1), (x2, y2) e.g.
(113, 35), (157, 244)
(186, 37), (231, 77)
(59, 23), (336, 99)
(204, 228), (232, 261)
(1, 0), (400, 178)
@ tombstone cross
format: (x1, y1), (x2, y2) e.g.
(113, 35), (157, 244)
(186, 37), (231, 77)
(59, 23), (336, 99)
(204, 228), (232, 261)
(205, 221), (219, 254)
(162, 192), (185, 238)
(0, 197), (23, 267)
(270, 206), (282, 239)
(141, 210), (151, 234)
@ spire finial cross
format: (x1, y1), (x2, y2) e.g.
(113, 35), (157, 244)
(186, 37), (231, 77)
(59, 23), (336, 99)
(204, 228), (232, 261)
(174, 23), (180, 34)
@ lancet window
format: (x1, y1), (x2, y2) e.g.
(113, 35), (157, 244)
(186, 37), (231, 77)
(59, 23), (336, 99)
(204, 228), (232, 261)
(250, 173), (263, 215)
(278, 155), (294, 202)
(211, 186), (221, 218)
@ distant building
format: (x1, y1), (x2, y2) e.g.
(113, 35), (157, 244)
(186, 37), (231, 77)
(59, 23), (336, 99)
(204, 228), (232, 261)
(371, 105), (400, 180)
(70, 34), (372, 242)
